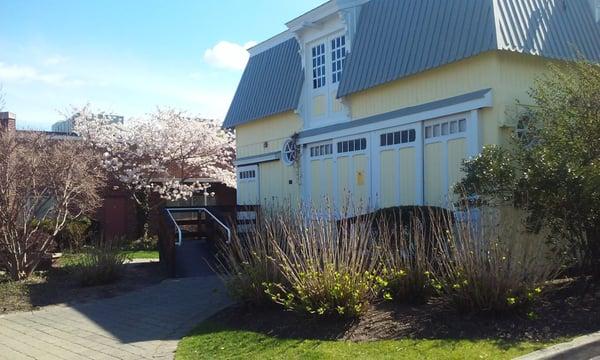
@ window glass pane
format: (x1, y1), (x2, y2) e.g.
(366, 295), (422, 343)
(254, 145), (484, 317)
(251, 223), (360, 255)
(433, 124), (441, 137)
(425, 126), (432, 138)
(338, 142), (342, 153)
(349, 140), (355, 152)
(459, 119), (467, 132)
(312, 43), (326, 89)
(409, 129), (416, 142)
(442, 123), (449, 135)
(387, 133), (393, 145)
(450, 121), (457, 134)
(394, 132), (401, 144)
(380, 134), (386, 146)
(401, 130), (408, 143)
(361, 138), (366, 149)
(343, 141), (348, 152)
(331, 35), (346, 84)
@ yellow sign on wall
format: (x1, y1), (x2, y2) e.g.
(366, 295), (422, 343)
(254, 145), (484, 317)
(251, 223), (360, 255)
(357, 170), (365, 186)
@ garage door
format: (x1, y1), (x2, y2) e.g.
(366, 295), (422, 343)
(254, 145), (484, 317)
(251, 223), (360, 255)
(307, 142), (335, 210)
(373, 126), (420, 209)
(335, 136), (370, 214)
(237, 165), (259, 205)
(424, 116), (468, 206)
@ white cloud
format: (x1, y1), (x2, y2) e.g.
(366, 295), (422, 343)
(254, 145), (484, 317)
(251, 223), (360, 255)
(203, 41), (257, 71)
(43, 55), (69, 66)
(0, 62), (83, 87)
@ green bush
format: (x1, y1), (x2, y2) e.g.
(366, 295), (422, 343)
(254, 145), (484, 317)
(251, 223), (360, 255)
(34, 217), (94, 252)
(75, 240), (129, 287)
(457, 60), (600, 279)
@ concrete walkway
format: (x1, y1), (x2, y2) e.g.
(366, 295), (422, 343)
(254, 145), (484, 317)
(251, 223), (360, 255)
(0, 276), (231, 360)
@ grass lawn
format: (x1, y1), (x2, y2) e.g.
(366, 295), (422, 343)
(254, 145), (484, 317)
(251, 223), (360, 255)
(121, 250), (159, 259)
(176, 321), (553, 360)
(59, 250), (159, 265)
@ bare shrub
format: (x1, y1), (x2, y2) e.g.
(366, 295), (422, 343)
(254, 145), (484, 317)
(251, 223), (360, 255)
(214, 208), (288, 305)
(430, 205), (561, 313)
(265, 207), (386, 318)
(0, 131), (106, 280)
(377, 214), (433, 304)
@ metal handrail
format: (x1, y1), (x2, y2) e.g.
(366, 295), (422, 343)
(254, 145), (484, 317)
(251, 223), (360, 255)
(165, 207), (231, 246)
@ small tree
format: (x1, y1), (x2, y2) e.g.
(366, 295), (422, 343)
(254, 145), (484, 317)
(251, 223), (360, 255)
(74, 107), (236, 237)
(0, 131), (106, 280)
(457, 60), (600, 279)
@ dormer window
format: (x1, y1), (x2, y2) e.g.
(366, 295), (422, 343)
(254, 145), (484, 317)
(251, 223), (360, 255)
(312, 43), (326, 89)
(331, 35), (346, 83)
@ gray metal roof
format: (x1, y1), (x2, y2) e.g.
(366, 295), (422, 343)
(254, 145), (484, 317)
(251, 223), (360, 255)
(495, 0), (600, 60)
(223, 39), (304, 128)
(338, 0), (600, 97)
(225, 0), (600, 127)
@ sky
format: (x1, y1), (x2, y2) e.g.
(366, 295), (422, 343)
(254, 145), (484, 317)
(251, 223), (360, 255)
(0, 0), (323, 130)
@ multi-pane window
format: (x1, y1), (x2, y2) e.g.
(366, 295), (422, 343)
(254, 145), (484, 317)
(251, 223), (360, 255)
(380, 129), (416, 147)
(337, 138), (367, 154)
(310, 144), (333, 157)
(312, 43), (326, 89)
(425, 119), (467, 139)
(239, 170), (256, 180)
(331, 35), (346, 84)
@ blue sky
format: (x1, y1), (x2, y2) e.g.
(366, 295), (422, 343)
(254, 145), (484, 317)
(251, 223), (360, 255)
(0, 0), (323, 130)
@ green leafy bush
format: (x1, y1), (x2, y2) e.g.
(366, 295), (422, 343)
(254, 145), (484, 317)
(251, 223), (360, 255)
(75, 240), (129, 287)
(457, 60), (600, 279)
(33, 217), (95, 252)
(430, 206), (560, 313)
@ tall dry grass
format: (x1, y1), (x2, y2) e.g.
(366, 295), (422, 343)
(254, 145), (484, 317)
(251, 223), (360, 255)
(430, 205), (561, 313)
(214, 208), (289, 305)
(377, 213), (433, 304)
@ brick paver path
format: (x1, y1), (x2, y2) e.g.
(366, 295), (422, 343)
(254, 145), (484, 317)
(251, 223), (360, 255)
(0, 276), (231, 360)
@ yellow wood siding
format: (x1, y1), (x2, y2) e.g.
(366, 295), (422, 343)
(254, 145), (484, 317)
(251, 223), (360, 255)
(258, 160), (299, 207)
(346, 51), (555, 147)
(236, 111), (302, 158)
(337, 157), (351, 210)
(399, 147), (417, 205)
(424, 142), (443, 206)
(379, 149), (396, 208)
(352, 154), (369, 208)
(237, 180), (258, 205)
(447, 138), (467, 202)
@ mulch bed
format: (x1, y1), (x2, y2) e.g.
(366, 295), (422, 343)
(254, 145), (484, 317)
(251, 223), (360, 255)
(206, 279), (600, 343)
(0, 260), (166, 314)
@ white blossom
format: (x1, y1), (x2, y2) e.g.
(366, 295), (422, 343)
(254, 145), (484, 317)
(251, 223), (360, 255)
(74, 106), (236, 201)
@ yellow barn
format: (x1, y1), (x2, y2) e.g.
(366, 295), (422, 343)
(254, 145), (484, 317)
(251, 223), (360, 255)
(225, 0), (600, 212)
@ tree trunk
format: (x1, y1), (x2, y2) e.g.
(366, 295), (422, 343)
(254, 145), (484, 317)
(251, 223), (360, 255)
(135, 190), (150, 240)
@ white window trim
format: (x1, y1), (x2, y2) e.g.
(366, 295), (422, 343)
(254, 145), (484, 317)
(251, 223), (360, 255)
(237, 165), (258, 183)
(335, 135), (368, 156)
(305, 29), (350, 128)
